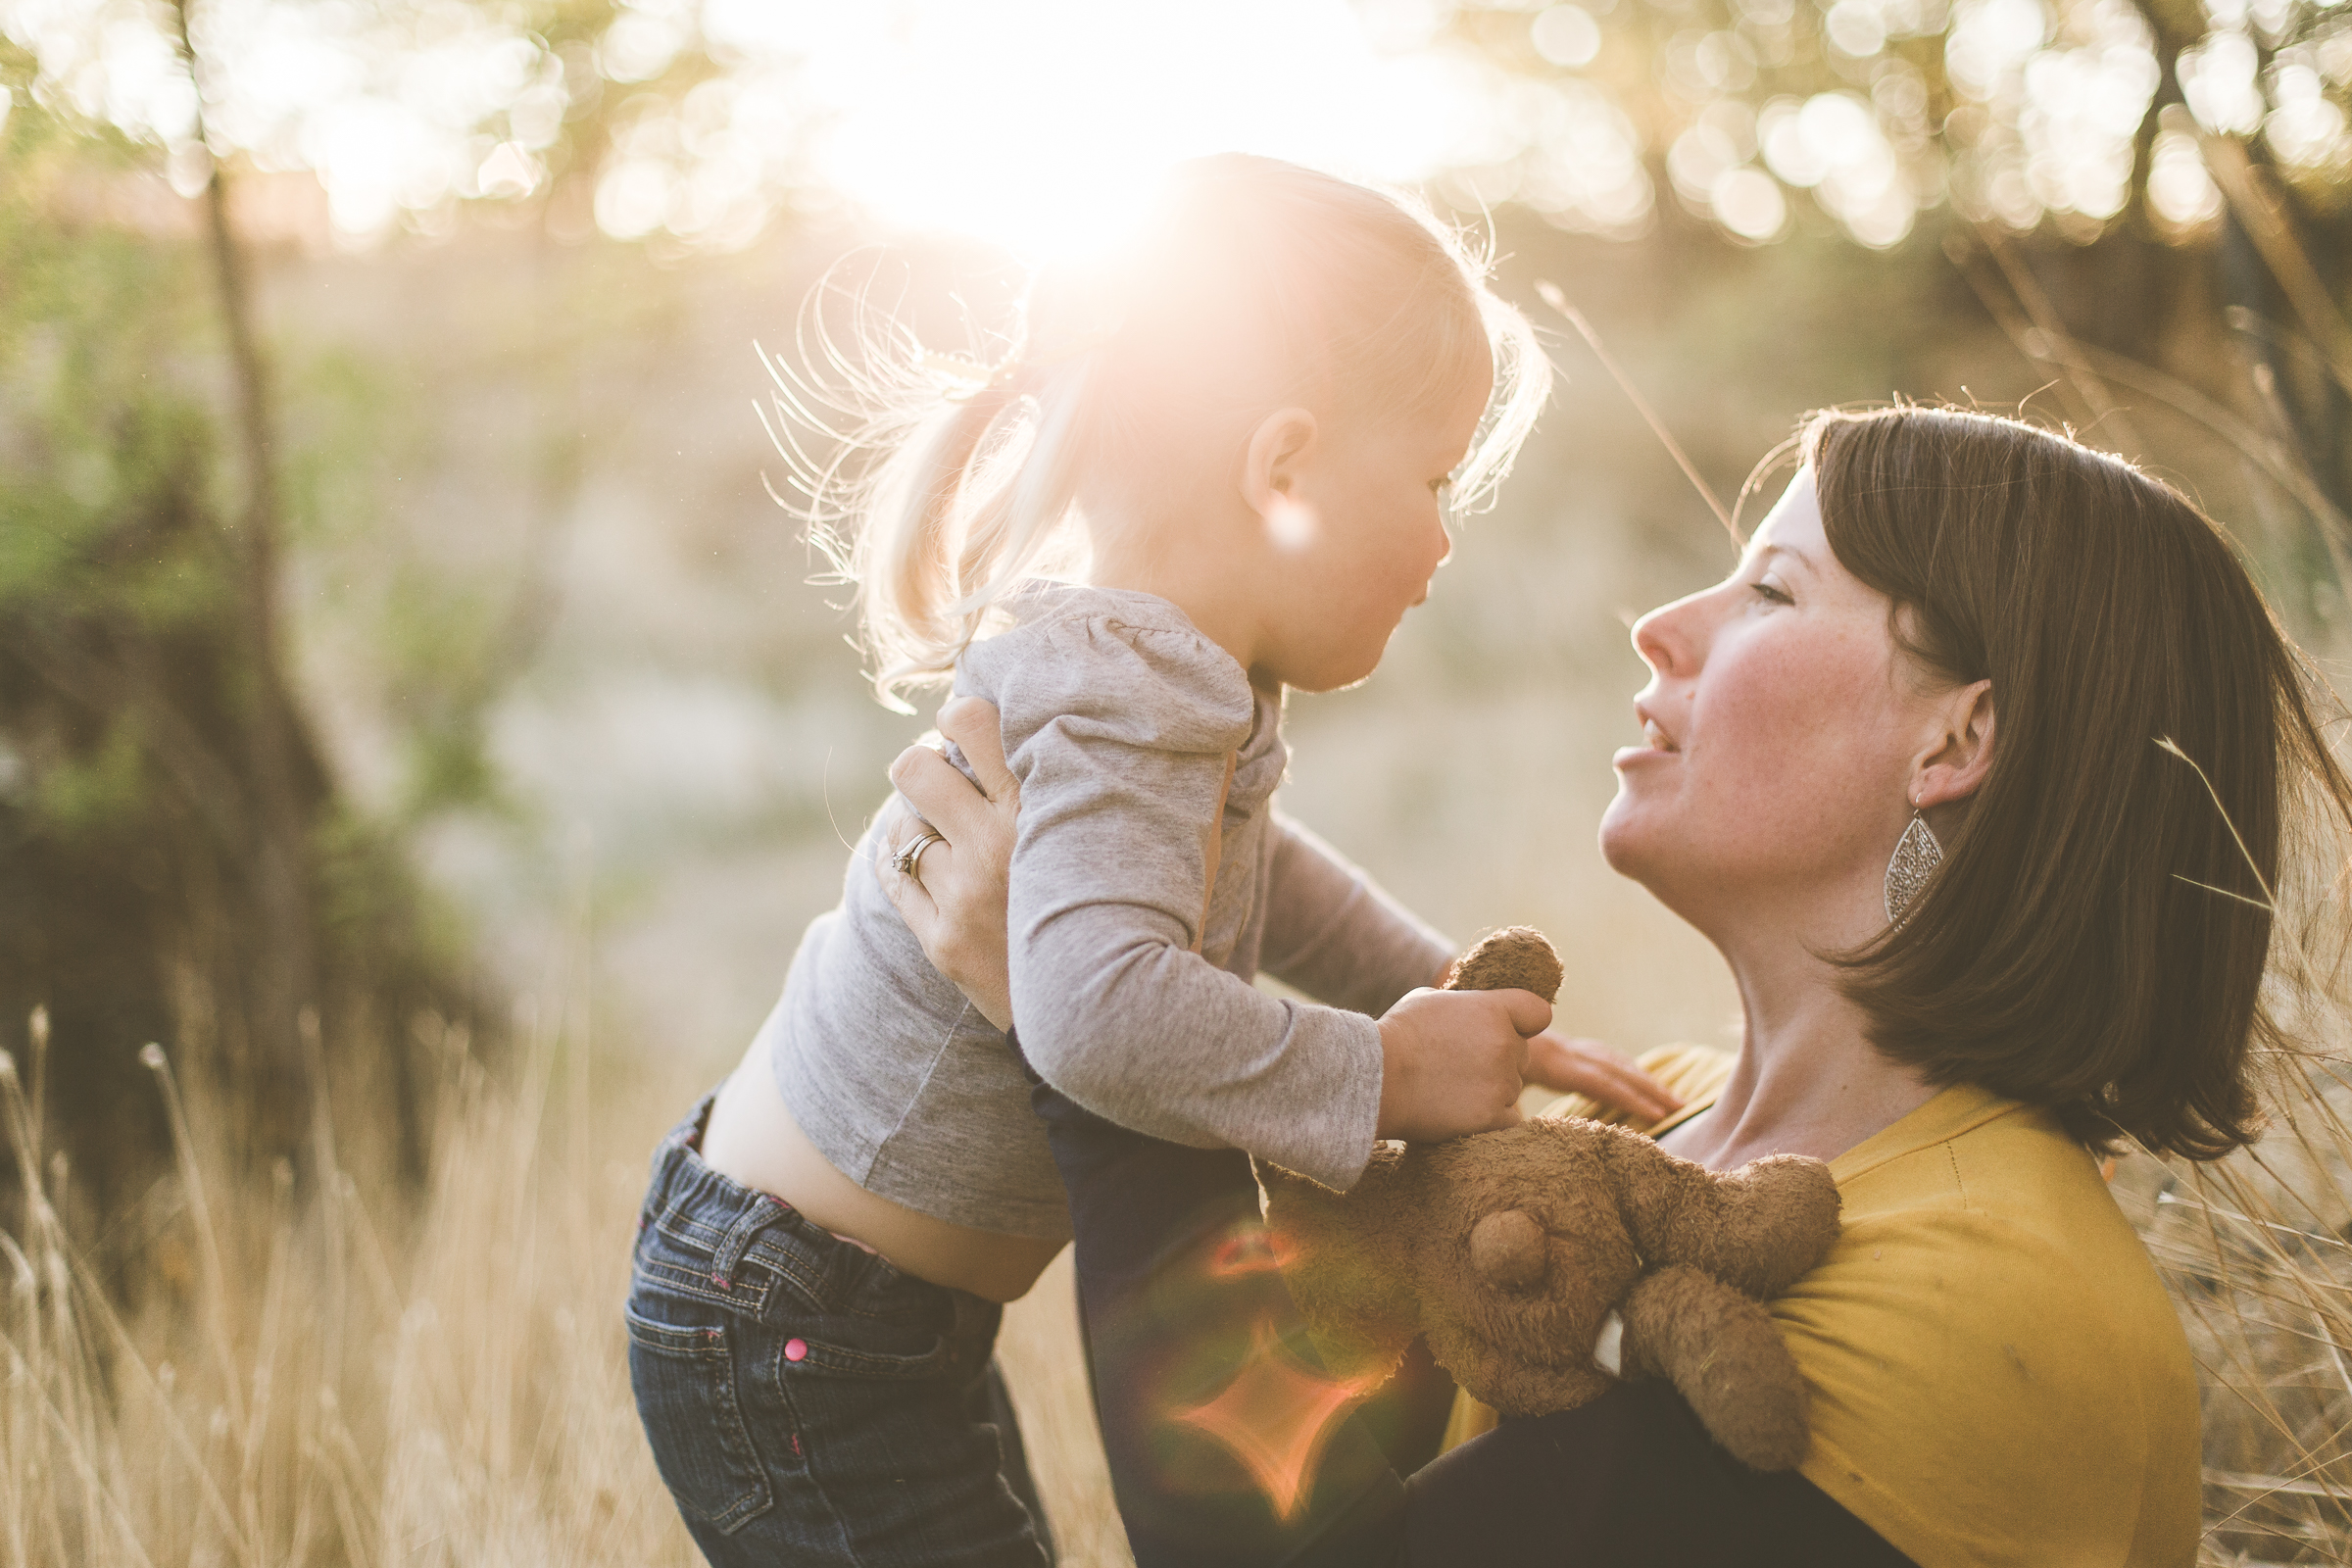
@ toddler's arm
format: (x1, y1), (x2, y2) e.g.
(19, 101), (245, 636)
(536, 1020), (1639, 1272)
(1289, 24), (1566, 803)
(1259, 813), (1453, 1015)
(960, 612), (1530, 1190)
(1003, 717), (1383, 1188)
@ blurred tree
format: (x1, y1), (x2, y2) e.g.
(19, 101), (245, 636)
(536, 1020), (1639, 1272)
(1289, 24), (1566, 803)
(0, 67), (448, 1240)
(1438, 0), (2351, 519)
(0, 0), (740, 1243)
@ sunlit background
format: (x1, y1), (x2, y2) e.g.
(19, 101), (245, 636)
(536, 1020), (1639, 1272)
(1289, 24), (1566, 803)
(6, 0), (2352, 1559)
(17, 0), (2339, 253)
(8, 0), (2351, 1287)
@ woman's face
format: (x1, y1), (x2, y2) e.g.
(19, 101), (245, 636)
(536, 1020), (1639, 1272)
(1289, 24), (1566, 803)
(1599, 468), (1930, 941)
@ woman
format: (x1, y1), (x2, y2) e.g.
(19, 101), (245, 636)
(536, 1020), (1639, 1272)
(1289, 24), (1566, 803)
(879, 407), (2343, 1565)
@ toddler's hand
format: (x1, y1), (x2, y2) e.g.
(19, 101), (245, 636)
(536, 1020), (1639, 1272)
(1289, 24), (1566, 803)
(1373, 987), (1550, 1142)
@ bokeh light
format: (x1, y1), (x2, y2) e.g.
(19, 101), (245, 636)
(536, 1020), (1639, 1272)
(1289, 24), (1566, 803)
(0, 0), (2339, 253)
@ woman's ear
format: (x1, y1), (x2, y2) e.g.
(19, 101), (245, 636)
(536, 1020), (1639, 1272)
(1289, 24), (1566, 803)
(1912, 679), (1995, 810)
(1238, 407), (1318, 518)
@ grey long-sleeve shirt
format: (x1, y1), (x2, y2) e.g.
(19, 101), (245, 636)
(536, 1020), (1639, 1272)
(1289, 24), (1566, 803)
(765, 582), (1452, 1241)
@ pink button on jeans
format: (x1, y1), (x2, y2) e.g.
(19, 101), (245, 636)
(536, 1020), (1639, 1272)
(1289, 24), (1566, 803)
(784, 1338), (808, 1362)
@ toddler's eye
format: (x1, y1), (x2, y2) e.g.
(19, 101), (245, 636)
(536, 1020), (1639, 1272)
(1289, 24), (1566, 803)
(1429, 476), (1454, 497)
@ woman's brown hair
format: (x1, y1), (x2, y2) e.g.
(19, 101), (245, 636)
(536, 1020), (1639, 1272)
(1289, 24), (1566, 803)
(1808, 406), (2352, 1160)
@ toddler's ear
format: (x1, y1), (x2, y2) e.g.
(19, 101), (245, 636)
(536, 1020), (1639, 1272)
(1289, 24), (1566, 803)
(1238, 407), (1319, 516)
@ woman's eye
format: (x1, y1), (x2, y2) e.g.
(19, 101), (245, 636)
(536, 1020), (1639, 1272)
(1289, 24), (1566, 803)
(1751, 579), (1792, 606)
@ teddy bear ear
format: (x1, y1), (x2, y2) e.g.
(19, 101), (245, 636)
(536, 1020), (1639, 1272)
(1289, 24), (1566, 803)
(1441, 927), (1564, 1003)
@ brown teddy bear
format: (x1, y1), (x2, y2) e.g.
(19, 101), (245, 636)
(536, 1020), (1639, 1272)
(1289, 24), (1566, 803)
(1256, 927), (1841, 1472)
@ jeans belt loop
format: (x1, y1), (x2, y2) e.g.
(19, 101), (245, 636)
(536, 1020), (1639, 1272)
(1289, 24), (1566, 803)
(709, 1199), (773, 1291)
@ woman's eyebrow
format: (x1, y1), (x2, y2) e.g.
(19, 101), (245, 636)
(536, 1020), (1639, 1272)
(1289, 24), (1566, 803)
(1756, 541), (1813, 571)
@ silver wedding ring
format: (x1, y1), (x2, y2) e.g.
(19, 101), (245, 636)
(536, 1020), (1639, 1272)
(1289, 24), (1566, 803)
(892, 827), (946, 881)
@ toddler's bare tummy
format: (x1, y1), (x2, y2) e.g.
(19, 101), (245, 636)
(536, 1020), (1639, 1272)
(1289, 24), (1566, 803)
(698, 1036), (1064, 1302)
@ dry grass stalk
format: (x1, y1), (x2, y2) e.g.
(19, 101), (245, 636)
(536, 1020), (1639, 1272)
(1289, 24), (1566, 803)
(0, 1006), (1128, 1568)
(7, 978), (2352, 1563)
(0, 1009), (699, 1568)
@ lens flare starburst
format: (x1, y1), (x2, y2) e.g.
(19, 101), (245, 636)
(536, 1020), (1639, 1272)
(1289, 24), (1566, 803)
(1169, 1313), (1374, 1522)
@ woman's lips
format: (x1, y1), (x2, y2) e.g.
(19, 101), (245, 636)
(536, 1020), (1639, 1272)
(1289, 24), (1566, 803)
(1613, 715), (1680, 768)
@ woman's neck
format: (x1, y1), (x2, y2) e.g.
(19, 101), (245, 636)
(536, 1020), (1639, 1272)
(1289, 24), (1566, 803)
(1663, 919), (1940, 1172)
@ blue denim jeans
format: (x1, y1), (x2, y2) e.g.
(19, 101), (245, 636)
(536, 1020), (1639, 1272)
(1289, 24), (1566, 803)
(626, 1094), (1055, 1567)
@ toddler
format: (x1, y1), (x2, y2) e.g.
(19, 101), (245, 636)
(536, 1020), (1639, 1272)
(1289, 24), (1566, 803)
(627, 156), (1553, 1568)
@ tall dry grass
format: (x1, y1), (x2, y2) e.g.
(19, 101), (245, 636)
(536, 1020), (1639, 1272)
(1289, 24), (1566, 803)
(5, 981), (2352, 1565)
(2133, 1058), (2352, 1563)
(0, 1004), (1126, 1568)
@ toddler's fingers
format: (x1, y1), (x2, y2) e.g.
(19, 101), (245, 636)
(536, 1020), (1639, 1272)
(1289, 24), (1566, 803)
(1495, 988), (1554, 1039)
(936, 697), (1017, 804)
(889, 744), (997, 845)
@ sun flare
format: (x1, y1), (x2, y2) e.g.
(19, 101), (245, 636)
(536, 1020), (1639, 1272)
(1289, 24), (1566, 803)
(707, 0), (1494, 257)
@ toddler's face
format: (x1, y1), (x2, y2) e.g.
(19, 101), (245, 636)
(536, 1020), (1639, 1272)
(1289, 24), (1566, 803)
(1252, 372), (1491, 693)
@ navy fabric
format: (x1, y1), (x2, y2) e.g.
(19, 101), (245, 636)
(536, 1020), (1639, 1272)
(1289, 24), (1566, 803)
(626, 1094), (1054, 1568)
(1010, 1032), (1915, 1568)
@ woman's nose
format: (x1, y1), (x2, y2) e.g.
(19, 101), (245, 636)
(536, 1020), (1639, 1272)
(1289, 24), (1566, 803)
(1632, 595), (1698, 677)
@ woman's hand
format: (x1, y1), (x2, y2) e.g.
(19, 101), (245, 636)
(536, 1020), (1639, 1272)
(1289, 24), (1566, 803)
(1525, 1030), (1685, 1124)
(877, 697), (1020, 1032)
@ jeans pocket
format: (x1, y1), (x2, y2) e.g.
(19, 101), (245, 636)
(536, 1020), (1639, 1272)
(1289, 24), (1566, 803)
(626, 1304), (774, 1535)
(773, 1275), (972, 1384)
(780, 1323), (962, 1381)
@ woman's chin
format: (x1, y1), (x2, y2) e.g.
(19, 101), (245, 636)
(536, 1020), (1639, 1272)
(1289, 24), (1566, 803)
(1596, 793), (1654, 877)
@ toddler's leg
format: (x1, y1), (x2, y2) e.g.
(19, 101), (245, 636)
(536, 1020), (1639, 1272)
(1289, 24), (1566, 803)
(1011, 1038), (1407, 1568)
(626, 1094), (1053, 1568)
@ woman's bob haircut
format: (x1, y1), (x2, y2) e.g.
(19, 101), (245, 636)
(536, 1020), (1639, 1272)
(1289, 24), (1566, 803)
(1808, 406), (2352, 1160)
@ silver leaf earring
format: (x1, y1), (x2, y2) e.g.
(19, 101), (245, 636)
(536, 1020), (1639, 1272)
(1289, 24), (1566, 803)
(1884, 800), (1943, 925)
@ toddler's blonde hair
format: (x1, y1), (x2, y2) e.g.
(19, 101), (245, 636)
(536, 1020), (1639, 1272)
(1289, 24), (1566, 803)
(772, 155), (1551, 710)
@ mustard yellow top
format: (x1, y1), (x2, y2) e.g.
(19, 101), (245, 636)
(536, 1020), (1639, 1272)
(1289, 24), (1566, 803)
(1444, 1046), (2201, 1568)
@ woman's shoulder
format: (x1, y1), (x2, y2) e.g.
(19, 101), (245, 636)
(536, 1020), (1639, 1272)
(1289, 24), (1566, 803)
(1805, 1085), (2190, 1362)
(1780, 1087), (2200, 1567)
(956, 581), (1259, 758)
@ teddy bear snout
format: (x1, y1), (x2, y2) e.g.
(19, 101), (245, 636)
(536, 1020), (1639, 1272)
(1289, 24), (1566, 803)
(1469, 1208), (1547, 1291)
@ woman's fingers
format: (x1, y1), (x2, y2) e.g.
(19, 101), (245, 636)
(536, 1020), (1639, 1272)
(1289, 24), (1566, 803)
(877, 831), (943, 924)
(874, 749), (1018, 1033)
(1525, 1032), (1683, 1122)
(889, 743), (998, 846)
(936, 697), (1017, 804)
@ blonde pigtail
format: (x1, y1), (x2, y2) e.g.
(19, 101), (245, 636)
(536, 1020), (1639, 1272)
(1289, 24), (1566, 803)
(860, 384), (1018, 700)
(773, 157), (1553, 714)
